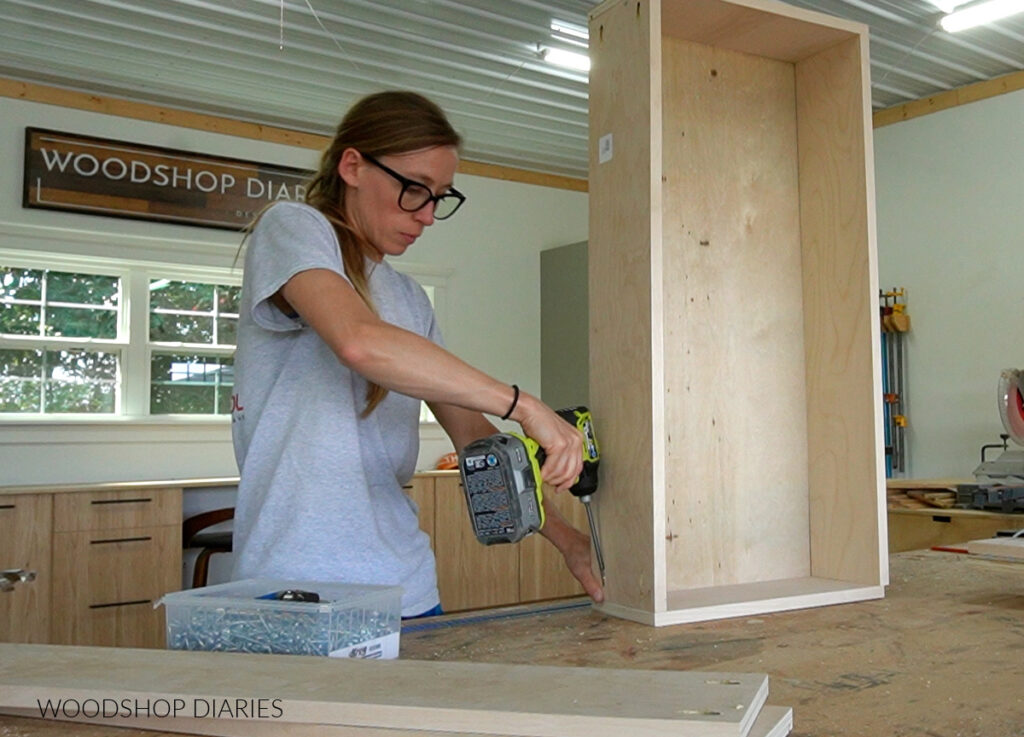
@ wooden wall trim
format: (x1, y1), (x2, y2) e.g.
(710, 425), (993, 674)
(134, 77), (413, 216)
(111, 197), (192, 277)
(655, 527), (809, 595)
(0, 78), (588, 193)
(6, 70), (1021, 187)
(873, 68), (1024, 129)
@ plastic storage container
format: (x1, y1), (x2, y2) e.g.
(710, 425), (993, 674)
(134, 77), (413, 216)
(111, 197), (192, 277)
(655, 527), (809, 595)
(157, 578), (402, 659)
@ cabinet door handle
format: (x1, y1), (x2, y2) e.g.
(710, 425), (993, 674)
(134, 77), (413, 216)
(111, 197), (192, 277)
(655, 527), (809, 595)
(0, 504), (15, 510)
(90, 536), (153, 545)
(91, 498), (152, 505)
(89, 599), (151, 609)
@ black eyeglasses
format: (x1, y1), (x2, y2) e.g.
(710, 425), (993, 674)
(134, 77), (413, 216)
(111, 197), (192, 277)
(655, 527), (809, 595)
(360, 152), (466, 220)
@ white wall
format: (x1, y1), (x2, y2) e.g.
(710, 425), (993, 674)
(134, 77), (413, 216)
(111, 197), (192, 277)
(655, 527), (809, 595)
(0, 97), (587, 486)
(874, 88), (1024, 478)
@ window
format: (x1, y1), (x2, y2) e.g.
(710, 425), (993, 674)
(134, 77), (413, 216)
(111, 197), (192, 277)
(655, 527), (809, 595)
(1, 256), (447, 423)
(0, 259), (239, 419)
(148, 279), (238, 415)
(1, 266), (122, 414)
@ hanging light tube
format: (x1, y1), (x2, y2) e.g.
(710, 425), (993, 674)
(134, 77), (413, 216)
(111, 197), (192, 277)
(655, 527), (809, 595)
(939, 0), (1024, 32)
(544, 47), (590, 72)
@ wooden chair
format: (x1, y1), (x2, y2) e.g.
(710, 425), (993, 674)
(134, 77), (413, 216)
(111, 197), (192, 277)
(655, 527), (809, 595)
(182, 508), (234, 589)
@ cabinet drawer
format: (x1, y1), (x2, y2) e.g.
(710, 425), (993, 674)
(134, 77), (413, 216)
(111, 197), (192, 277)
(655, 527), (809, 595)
(54, 488), (182, 532)
(51, 524), (181, 647)
(0, 494), (52, 643)
(53, 598), (168, 650)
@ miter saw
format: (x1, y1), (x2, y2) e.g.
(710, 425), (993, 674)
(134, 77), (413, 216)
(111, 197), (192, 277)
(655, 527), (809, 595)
(964, 370), (1024, 513)
(974, 369), (1024, 482)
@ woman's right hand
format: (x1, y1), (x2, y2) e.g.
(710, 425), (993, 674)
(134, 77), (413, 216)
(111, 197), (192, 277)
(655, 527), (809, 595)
(512, 392), (583, 491)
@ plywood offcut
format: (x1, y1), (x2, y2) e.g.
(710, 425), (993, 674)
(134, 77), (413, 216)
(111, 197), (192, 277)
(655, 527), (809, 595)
(0, 644), (772, 737)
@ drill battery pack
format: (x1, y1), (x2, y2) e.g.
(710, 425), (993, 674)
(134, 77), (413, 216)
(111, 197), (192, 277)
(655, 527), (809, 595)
(458, 433), (545, 544)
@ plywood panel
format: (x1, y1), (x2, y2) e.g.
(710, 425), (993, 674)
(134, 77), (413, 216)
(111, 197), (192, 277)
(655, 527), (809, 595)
(660, 37), (810, 590)
(0, 705), (794, 737)
(0, 494), (51, 643)
(659, 0), (859, 63)
(0, 644), (770, 737)
(795, 36), (884, 586)
(432, 477), (518, 612)
(588, 0), (661, 614)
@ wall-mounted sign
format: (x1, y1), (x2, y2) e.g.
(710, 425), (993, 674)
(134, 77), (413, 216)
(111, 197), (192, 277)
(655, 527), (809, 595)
(23, 128), (312, 230)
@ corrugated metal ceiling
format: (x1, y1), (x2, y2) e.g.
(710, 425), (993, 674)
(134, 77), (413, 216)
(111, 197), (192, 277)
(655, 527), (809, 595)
(1, 0), (1021, 179)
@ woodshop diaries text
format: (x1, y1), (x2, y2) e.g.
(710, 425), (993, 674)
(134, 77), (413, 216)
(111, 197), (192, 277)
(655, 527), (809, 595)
(36, 697), (285, 719)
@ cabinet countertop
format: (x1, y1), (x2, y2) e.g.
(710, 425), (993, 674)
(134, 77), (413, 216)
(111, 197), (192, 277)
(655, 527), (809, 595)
(0, 470), (460, 497)
(0, 477), (240, 497)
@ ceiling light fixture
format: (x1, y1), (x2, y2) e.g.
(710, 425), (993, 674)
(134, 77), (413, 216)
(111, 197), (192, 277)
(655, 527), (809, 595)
(926, 0), (972, 13)
(550, 19), (589, 45)
(543, 47), (591, 72)
(939, 0), (1024, 32)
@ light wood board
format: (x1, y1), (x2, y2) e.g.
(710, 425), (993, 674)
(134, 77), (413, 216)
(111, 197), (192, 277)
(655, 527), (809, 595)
(587, 0), (661, 613)
(795, 33), (885, 587)
(0, 706), (795, 737)
(660, 35), (810, 590)
(658, 0), (862, 63)
(0, 644), (770, 737)
(966, 537), (1024, 560)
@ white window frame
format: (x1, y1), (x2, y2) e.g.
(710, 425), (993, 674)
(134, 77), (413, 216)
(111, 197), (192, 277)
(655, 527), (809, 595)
(0, 249), (241, 425)
(1, 249), (450, 427)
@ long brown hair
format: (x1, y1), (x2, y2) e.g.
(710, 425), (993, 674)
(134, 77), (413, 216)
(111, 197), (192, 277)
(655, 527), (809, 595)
(255, 91), (461, 416)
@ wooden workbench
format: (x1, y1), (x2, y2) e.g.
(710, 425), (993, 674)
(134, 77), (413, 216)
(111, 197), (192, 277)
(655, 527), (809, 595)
(1, 551), (1022, 737)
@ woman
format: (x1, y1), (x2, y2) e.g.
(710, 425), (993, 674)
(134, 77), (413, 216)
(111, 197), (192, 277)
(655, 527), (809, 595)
(231, 91), (603, 617)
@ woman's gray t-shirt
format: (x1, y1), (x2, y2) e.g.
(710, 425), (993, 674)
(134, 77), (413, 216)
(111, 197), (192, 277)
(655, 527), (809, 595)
(230, 201), (441, 617)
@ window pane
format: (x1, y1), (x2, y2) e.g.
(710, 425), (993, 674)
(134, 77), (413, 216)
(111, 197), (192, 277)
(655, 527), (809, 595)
(0, 349), (43, 378)
(150, 314), (214, 343)
(45, 306), (118, 339)
(0, 304), (41, 335)
(150, 353), (233, 415)
(151, 384), (216, 414)
(44, 349), (118, 413)
(45, 379), (116, 413)
(217, 317), (238, 346)
(0, 378), (42, 412)
(1, 267), (43, 301)
(0, 349), (116, 414)
(47, 349), (117, 382)
(149, 280), (214, 311)
(47, 271), (119, 306)
(218, 285), (240, 314)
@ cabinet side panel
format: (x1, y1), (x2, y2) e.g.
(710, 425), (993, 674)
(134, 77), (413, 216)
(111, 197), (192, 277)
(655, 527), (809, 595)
(589, 0), (659, 612)
(796, 35), (884, 585)
(661, 38), (811, 590)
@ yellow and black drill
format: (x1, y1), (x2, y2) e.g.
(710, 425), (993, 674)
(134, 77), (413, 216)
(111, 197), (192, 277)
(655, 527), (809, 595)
(457, 406), (605, 581)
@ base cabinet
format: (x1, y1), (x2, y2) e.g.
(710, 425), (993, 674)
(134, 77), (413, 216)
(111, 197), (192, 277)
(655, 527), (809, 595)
(0, 494), (52, 643)
(0, 487), (182, 648)
(411, 473), (587, 613)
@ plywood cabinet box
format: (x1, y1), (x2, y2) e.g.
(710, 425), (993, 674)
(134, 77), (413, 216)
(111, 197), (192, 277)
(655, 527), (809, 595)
(588, 0), (887, 625)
